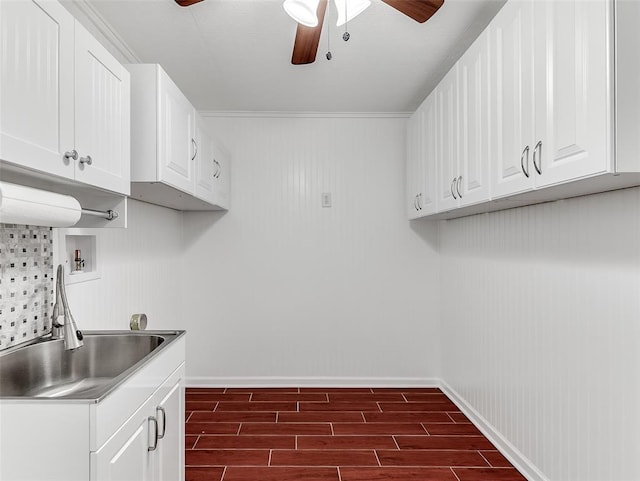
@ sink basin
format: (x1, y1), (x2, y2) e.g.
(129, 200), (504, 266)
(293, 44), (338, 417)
(0, 331), (184, 401)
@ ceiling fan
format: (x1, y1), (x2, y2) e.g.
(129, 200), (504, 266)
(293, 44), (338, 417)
(175, 0), (445, 65)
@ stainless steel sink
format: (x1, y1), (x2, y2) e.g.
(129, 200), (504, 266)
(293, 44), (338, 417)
(0, 331), (184, 401)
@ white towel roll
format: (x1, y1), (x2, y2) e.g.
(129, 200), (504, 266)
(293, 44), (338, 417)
(0, 181), (82, 227)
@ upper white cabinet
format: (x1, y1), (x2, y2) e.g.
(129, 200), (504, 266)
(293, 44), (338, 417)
(533, 0), (610, 188)
(409, 0), (640, 220)
(127, 64), (230, 211)
(158, 71), (197, 194)
(490, 0), (535, 198)
(458, 30), (491, 207)
(0, 0), (130, 196)
(74, 23), (131, 195)
(436, 65), (461, 212)
(195, 115), (230, 210)
(435, 30), (491, 213)
(406, 93), (437, 219)
(491, 0), (609, 198)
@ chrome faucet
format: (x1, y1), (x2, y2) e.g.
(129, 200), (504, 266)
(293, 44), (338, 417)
(52, 264), (84, 351)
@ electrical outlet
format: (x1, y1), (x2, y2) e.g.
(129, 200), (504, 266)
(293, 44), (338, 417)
(321, 192), (332, 208)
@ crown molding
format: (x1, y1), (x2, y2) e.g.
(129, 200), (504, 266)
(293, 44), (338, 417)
(65, 0), (141, 63)
(199, 111), (412, 119)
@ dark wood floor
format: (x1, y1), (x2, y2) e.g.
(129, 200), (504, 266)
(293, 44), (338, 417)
(185, 387), (526, 481)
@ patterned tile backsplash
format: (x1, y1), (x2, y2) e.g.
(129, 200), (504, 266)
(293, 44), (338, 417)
(0, 224), (54, 350)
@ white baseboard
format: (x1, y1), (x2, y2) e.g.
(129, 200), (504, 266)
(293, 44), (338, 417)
(439, 381), (548, 481)
(186, 376), (440, 388)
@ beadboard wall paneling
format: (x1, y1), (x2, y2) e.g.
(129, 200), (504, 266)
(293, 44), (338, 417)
(60, 199), (184, 331)
(440, 187), (640, 481)
(182, 115), (441, 384)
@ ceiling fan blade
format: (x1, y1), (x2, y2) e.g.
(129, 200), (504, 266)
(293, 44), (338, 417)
(175, 0), (205, 6)
(291, 0), (328, 65)
(381, 0), (444, 23)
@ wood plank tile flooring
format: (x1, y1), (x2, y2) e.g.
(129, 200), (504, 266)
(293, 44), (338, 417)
(185, 388), (526, 481)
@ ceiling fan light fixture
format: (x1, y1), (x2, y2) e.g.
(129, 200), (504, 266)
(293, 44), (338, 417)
(334, 0), (371, 26)
(283, 0), (321, 27)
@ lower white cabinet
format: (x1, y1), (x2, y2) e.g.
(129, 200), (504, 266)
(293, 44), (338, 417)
(0, 332), (186, 481)
(92, 367), (184, 481)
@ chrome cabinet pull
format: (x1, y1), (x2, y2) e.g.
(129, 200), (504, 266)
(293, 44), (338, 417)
(413, 194), (419, 211)
(191, 139), (198, 161)
(533, 140), (542, 175)
(148, 416), (159, 451)
(64, 150), (78, 162)
(520, 145), (530, 178)
(79, 155), (92, 166)
(417, 193), (423, 210)
(213, 159), (221, 179)
(157, 406), (167, 439)
(456, 176), (463, 199)
(450, 178), (458, 199)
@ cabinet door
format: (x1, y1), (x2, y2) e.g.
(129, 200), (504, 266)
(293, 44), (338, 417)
(211, 141), (230, 210)
(490, 0), (535, 198)
(406, 109), (423, 219)
(74, 22), (130, 195)
(194, 115), (216, 204)
(420, 92), (438, 215)
(154, 378), (185, 481)
(436, 64), (460, 212)
(93, 416), (153, 481)
(458, 30), (491, 207)
(158, 71), (196, 193)
(0, 0), (74, 179)
(534, 0), (610, 187)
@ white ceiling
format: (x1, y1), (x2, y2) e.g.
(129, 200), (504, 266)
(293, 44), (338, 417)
(76, 0), (506, 113)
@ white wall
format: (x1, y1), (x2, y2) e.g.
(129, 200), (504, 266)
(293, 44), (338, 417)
(62, 199), (185, 332)
(181, 115), (441, 385)
(440, 187), (640, 481)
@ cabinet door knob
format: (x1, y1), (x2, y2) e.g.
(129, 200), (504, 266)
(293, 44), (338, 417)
(156, 406), (167, 439)
(64, 150), (78, 162)
(533, 140), (542, 175)
(148, 416), (159, 451)
(520, 146), (530, 178)
(79, 155), (92, 166)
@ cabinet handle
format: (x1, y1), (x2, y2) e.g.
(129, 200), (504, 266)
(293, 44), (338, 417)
(191, 139), (198, 161)
(413, 194), (419, 211)
(456, 176), (463, 199)
(79, 155), (92, 166)
(156, 406), (167, 439)
(148, 416), (159, 451)
(520, 146), (530, 178)
(533, 140), (542, 175)
(418, 193), (423, 210)
(450, 178), (458, 199)
(64, 150), (78, 162)
(216, 160), (221, 178)
(213, 159), (221, 179)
